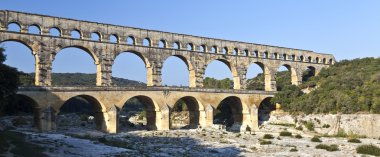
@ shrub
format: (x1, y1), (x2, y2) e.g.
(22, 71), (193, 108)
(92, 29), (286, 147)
(322, 124), (331, 128)
(315, 144), (339, 151)
(347, 138), (361, 143)
(263, 134), (274, 139)
(305, 121), (314, 131)
(311, 136), (322, 142)
(356, 145), (380, 156)
(295, 134), (303, 139)
(260, 140), (272, 145)
(335, 129), (348, 137)
(295, 126), (303, 130)
(279, 131), (292, 136)
(290, 148), (298, 152)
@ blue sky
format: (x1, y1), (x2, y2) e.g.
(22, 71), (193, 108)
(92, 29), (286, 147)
(1, 0), (379, 86)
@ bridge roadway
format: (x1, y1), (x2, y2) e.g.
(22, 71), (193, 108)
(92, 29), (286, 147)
(18, 86), (275, 133)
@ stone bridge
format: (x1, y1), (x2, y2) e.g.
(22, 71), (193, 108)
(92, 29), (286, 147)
(0, 10), (335, 133)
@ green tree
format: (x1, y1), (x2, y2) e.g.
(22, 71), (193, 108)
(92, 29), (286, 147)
(0, 47), (20, 115)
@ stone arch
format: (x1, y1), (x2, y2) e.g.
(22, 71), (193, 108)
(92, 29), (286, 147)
(91, 32), (102, 41)
(7, 21), (21, 32)
(28, 24), (41, 34)
(53, 46), (101, 85)
(9, 94), (42, 130)
(119, 95), (159, 130)
(205, 58), (240, 89)
(246, 61), (267, 90)
(0, 39), (40, 85)
(186, 43), (194, 51)
(211, 45), (218, 53)
(158, 39), (167, 48)
(113, 50), (151, 84)
(276, 63), (300, 87)
(169, 96), (204, 129)
(214, 96), (245, 131)
(172, 41), (181, 49)
(162, 55), (196, 87)
(70, 29), (82, 39)
(127, 36), (136, 45)
(57, 94), (106, 131)
(302, 66), (316, 82)
(143, 38), (151, 46)
(49, 27), (62, 37)
(258, 97), (275, 125)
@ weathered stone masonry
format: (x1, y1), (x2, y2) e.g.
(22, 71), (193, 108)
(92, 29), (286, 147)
(0, 10), (335, 133)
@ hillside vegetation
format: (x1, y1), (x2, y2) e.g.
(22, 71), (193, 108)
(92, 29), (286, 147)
(19, 73), (145, 86)
(273, 57), (380, 114)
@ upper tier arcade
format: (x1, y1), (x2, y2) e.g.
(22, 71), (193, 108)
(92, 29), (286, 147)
(0, 10), (335, 91)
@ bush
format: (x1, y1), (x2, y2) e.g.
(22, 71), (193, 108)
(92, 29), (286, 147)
(290, 148), (298, 152)
(322, 124), (331, 128)
(260, 140), (272, 145)
(279, 131), (292, 136)
(335, 129), (348, 137)
(295, 126), (303, 130)
(347, 138), (361, 143)
(315, 144), (339, 151)
(311, 136), (322, 142)
(305, 121), (314, 131)
(356, 145), (380, 156)
(295, 134), (303, 139)
(263, 134), (274, 139)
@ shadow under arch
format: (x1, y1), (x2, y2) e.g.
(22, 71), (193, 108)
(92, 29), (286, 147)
(204, 58), (240, 89)
(303, 66), (316, 82)
(214, 96), (243, 132)
(162, 55), (196, 87)
(57, 94), (105, 131)
(113, 50), (151, 85)
(258, 97), (275, 125)
(119, 95), (158, 131)
(169, 96), (203, 129)
(3, 94), (42, 130)
(276, 63), (297, 89)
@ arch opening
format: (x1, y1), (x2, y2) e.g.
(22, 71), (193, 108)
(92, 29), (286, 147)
(49, 27), (61, 37)
(112, 51), (147, 86)
(91, 32), (101, 41)
(186, 43), (193, 51)
(143, 38), (151, 47)
(258, 97), (275, 125)
(71, 30), (81, 39)
(211, 46), (217, 53)
(246, 62), (265, 90)
(52, 47), (98, 86)
(303, 66), (316, 82)
(199, 45), (206, 52)
(28, 25), (40, 35)
(222, 47), (228, 54)
(172, 42), (180, 49)
(276, 65), (292, 91)
(0, 94), (41, 130)
(7, 22), (21, 32)
(127, 36), (135, 45)
(169, 96), (201, 129)
(213, 96), (243, 132)
(58, 95), (105, 131)
(119, 96), (157, 131)
(158, 40), (166, 48)
(204, 59), (235, 89)
(162, 55), (192, 87)
(1, 41), (35, 86)
(110, 34), (118, 43)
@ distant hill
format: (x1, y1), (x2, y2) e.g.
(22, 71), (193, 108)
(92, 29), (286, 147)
(273, 57), (380, 114)
(19, 73), (146, 86)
